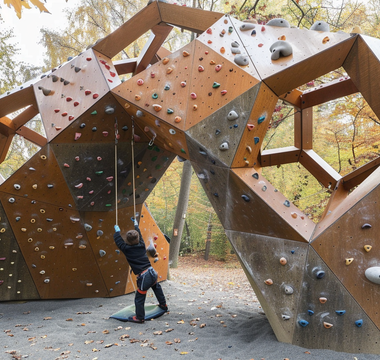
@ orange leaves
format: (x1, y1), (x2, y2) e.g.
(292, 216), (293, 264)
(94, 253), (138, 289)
(4, 0), (49, 19)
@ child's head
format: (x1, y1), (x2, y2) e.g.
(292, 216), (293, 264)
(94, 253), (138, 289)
(126, 230), (139, 245)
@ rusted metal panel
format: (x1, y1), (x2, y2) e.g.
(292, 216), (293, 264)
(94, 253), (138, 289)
(293, 248), (380, 354)
(228, 230), (308, 344)
(0, 201), (40, 301)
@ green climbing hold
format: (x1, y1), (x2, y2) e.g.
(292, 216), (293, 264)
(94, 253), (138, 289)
(155, 164), (162, 170)
(152, 93), (158, 99)
(105, 204), (112, 207)
(91, 111), (97, 115)
(212, 82), (221, 88)
(167, 108), (174, 114)
(95, 171), (104, 175)
(154, 146), (160, 152)
(151, 156), (158, 161)
(122, 189), (126, 194)
(228, 26), (233, 33)
(180, 149), (186, 154)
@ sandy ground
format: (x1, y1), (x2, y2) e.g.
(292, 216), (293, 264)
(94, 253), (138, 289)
(1, 255), (379, 360)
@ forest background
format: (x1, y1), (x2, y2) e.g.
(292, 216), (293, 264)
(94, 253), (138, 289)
(1, 0), (380, 262)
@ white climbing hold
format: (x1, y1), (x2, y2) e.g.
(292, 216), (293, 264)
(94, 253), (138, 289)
(227, 110), (239, 121)
(219, 142), (229, 151)
(365, 267), (380, 285)
(270, 40), (293, 60)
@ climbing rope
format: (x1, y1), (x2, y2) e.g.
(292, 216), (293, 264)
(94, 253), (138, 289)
(114, 117), (119, 226)
(131, 117), (137, 220)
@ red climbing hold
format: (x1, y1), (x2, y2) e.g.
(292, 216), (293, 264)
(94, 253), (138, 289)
(74, 101), (79, 107)
(86, 57), (92, 61)
(221, 90), (227, 95)
(109, 71), (116, 77)
(105, 64), (110, 70)
(75, 183), (83, 188)
(64, 163), (70, 168)
(106, 176), (114, 182)
(93, 93), (99, 99)
(54, 109), (60, 113)
(102, 131), (109, 137)
(66, 97), (73, 102)
(69, 115), (75, 121)
(61, 112), (68, 117)
(247, 124), (255, 131)
(85, 90), (91, 95)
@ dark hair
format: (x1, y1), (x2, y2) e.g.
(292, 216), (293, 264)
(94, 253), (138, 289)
(126, 230), (139, 245)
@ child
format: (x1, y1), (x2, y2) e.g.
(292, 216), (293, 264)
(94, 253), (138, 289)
(114, 218), (168, 323)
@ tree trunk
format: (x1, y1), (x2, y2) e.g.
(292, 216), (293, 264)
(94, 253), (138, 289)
(204, 212), (213, 261)
(169, 160), (192, 268)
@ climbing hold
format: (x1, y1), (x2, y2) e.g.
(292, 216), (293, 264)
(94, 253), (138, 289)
(213, 193), (219, 197)
(241, 194), (250, 202)
(240, 23), (255, 31)
(336, 310), (346, 316)
(136, 110), (144, 118)
(38, 87), (52, 96)
(164, 84), (170, 91)
(102, 131), (109, 137)
(310, 20), (330, 32)
(267, 18), (290, 28)
(355, 319), (363, 328)
(284, 200), (290, 207)
(246, 145), (252, 154)
(247, 124), (254, 131)
(219, 141), (229, 151)
(319, 297), (327, 304)
(99, 249), (106, 257)
(105, 105), (115, 114)
(284, 285), (293, 295)
(323, 322), (333, 329)
(66, 96), (73, 102)
(258, 115), (266, 124)
(80, 123), (86, 129)
(365, 266), (380, 284)
(252, 173), (259, 179)
(227, 110), (239, 121)
(362, 223), (372, 229)
(299, 320), (309, 327)
(166, 67), (173, 74)
(198, 65), (204, 72)
(345, 258), (354, 265)
(162, 57), (169, 65)
(190, 92), (197, 99)
(322, 36), (330, 44)
(74, 66), (81, 73)
(316, 270), (325, 279)
(279, 257), (287, 265)
(153, 104), (162, 112)
(14, 184), (21, 190)
(174, 116), (182, 123)
(180, 81), (186, 87)
(44, 279), (50, 284)
(220, 47), (225, 54)
(135, 95), (141, 101)
(282, 315), (290, 320)
(221, 89), (227, 95)
(84, 224), (92, 231)
(61, 112), (68, 117)
(234, 55), (249, 66)
(264, 279), (273, 285)
(364, 245), (372, 252)
(167, 108), (174, 114)
(215, 64), (222, 72)
(169, 129), (176, 135)
(85, 90), (91, 95)
(74, 133), (82, 141)
(212, 82), (220, 88)
(231, 47), (241, 54)
(270, 41), (293, 60)
(254, 137), (260, 145)
(206, 27), (212, 34)
(308, 310), (314, 316)
(137, 78), (144, 86)
(8, 198), (15, 203)
(215, 129), (221, 135)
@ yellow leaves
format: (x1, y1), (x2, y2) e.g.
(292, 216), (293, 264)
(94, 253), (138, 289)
(4, 0), (49, 19)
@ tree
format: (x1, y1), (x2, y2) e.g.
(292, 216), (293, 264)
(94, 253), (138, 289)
(2, 0), (49, 19)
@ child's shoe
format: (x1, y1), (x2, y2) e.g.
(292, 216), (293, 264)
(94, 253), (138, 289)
(128, 315), (144, 323)
(158, 304), (168, 311)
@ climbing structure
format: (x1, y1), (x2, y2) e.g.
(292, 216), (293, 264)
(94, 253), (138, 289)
(1, 1), (380, 354)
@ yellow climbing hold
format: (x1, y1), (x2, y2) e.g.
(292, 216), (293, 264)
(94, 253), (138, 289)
(364, 245), (372, 252)
(345, 258), (354, 265)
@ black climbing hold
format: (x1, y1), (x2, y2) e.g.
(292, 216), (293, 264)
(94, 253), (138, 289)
(67, 56), (73, 61)
(46, 218), (53, 222)
(92, 127), (97, 132)
(252, 173), (259, 179)
(75, 67), (81, 73)
(122, 125), (128, 131)
(251, 29), (256, 36)
(284, 200), (290, 207)
(316, 270), (325, 279)
(211, 160), (216, 164)
(151, 178), (157, 183)
(80, 123), (86, 128)
(241, 195), (250, 202)
(215, 129), (221, 135)
(210, 169), (215, 175)
(15, 217), (21, 222)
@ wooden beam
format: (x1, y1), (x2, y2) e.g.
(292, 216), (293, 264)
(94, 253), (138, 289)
(93, 2), (162, 58)
(156, 46), (172, 60)
(114, 59), (137, 75)
(342, 157), (380, 190)
(294, 108), (312, 149)
(0, 133), (15, 163)
(299, 149), (342, 188)
(16, 126), (47, 147)
(134, 24), (173, 75)
(0, 86), (37, 118)
(319, 179), (349, 222)
(260, 146), (301, 167)
(158, 2), (224, 34)
(12, 105), (39, 130)
(300, 77), (359, 109)
(279, 88), (302, 109)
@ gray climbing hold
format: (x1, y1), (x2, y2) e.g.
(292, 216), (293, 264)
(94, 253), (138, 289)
(44, 278), (50, 283)
(227, 110), (239, 121)
(84, 223), (92, 231)
(284, 200), (291, 207)
(310, 20), (330, 32)
(240, 23), (255, 31)
(9, 198), (15, 203)
(105, 105), (115, 114)
(97, 230), (103, 237)
(282, 314), (291, 320)
(231, 47), (241, 54)
(215, 129), (221, 135)
(136, 110), (144, 118)
(219, 141), (229, 151)
(284, 285), (293, 295)
(234, 54), (249, 66)
(231, 41), (240, 48)
(362, 223), (372, 229)
(365, 266), (380, 284)
(99, 249), (106, 257)
(14, 184), (21, 190)
(267, 18), (290, 28)
(241, 195), (250, 202)
(252, 173), (259, 179)
(270, 40), (293, 60)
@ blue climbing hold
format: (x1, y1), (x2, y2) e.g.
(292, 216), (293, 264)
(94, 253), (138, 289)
(336, 310), (346, 316)
(254, 137), (259, 144)
(284, 200), (290, 207)
(308, 310), (314, 316)
(233, 124), (238, 128)
(258, 115), (266, 124)
(299, 319), (309, 327)
(214, 193), (219, 197)
(291, 250), (295, 254)
(355, 319), (363, 327)
(241, 195), (250, 202)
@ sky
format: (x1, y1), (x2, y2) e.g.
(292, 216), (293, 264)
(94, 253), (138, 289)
(2, 0), (82, 67)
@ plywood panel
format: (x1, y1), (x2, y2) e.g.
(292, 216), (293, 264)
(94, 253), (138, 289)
(228, 230), (308, 343)
(186, 85), (260, 168)
(93, 50), (122, 90)
(1, 195), (108, 299)
(344, 35), (380, 119)
(0, 86), (37, 118)
(196, 15), (260, 79)
(112, 94), (190, 159)
(34, 49), (111, 142)
(293, 248), (380, 354)
(0, 145), (75, 209)
(0, 201), (40, 301)
(312, 170), (380, 329)
(232, 82), (278, 167)
(230, 168), (314, 242)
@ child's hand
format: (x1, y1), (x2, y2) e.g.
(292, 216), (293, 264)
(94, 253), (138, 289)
(131, 217), (138, 226)
(114, 225), (120, 232)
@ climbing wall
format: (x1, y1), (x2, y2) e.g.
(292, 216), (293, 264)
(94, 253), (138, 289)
(2, 1), (380, 354)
